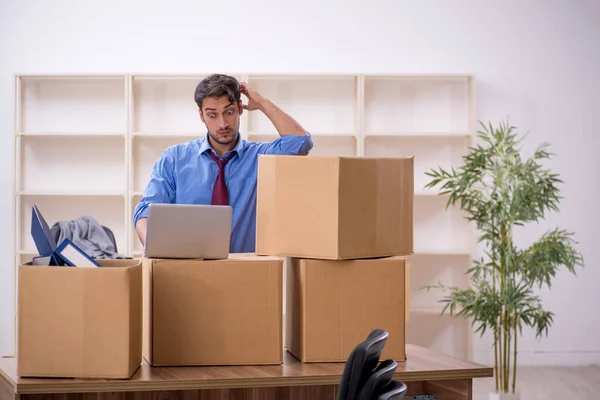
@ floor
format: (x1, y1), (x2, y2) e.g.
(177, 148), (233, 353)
(472, 366), (600, 399)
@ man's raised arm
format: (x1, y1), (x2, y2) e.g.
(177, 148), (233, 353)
(240, 82), (308, 137)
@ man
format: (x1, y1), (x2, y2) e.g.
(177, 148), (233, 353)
(133, 74), (313, 253)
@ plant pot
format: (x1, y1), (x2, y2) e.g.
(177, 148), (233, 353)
(489, 391), (520, 400)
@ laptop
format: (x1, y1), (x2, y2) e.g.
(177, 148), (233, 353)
(144, 203), (232, 259)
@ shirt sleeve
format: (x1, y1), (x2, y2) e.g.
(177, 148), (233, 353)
(257, 133), (314, 155)
(132, 148), (177, 226)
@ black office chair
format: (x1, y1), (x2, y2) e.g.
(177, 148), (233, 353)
(337, 329), (389, 400)
(375, 380), (408, 400)
(357, 359), (398, 400)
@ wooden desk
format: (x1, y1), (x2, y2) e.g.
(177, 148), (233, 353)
(0, 345), (492, 400)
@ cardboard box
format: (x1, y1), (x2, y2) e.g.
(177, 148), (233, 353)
(17, 259), (143, 379)
(286, 256), (406, 363)
(256, 155), (414, 260)
(143, 253), (283, 366)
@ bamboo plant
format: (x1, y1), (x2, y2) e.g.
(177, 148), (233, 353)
(424, 120), (584, 395)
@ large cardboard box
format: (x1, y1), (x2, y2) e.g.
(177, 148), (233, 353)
(256, 155), (414, 260)
(143, 253), (283, 366)
(17, 259), (143, 379)
(286, 256), (406, 363)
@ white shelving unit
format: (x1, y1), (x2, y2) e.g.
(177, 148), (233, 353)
(13, 73), (477, 360)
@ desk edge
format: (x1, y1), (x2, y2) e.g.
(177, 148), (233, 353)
(13, 368), (494, 394)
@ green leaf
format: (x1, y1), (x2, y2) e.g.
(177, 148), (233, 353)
(422, 117), (585, 386)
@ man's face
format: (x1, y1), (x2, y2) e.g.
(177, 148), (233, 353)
(199, 96), (243, 146)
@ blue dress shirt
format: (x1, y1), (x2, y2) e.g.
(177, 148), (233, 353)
(133, 133), (314, 253)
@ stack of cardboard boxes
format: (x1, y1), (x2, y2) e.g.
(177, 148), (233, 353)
(15, 154), (414, 378)
(256, 155), (414, 362)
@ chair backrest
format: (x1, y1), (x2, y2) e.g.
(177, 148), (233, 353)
(357, 359), (398, 400)
(337, 329), (389, 400)
(375, 380), (408, 400)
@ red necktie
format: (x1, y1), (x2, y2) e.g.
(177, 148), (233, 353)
(209, 151), (236, 205)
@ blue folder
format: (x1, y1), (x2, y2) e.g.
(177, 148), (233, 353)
(30, 205), (62, 266)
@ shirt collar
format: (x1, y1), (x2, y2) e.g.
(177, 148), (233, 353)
(199, 133), (246, 159)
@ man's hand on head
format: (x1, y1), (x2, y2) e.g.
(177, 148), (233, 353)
(240, 82), (265, 111)
(240, 81), (308, 137)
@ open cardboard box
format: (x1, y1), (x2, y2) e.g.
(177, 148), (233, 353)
(17, 259), (143, 379)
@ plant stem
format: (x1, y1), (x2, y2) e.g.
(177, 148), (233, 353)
(507, 226), (515, 393)
(506, 309), (510, 391)
(492, 210), (500, 392)
(505, 309), (509, 390)
(494, 332), (499, 391)
(513, 310), (518, 393)
(498, 316), (503, 391)
(497, 273), (503, 390)
(501, 223), (508, 391)
(493, 276), (499, 391)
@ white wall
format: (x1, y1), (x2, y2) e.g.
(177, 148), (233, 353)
(0, 0), (598, 366)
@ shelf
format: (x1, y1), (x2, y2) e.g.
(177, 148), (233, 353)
(414, 195), (473, 255)
(18, 195), (126, 255)
(12, 72), (477, 363)
(407, 254), (471, 310)
(246, 74), (357, 80)
(132, 135), (196, 193)
(18, 191), (124, 197)
(410, 307), (446, 315)
(414, 190), (449, 197)
(16, 250), (38, 255)
(307, 135), (356, 156)
(247, 131), (356, 137)
(247, 134), (357, 157)
(247, 134), (277, 142)
(364, 135), (469, 192)
(132, 75), (244, 135)
(19, 76), (126, 134)
(16, 132), (125, 137)
(365, 132), (471, 138)
(246, 75), (357, 135)
(17, 74), (127, 78)
(19, 135), (126, 193)
(413, 249), (472, 256)
(406, 310), (470, 359)
(132, 132), (202, 138)
(363, 76), (470, 134)
(16, 252), (38, 266)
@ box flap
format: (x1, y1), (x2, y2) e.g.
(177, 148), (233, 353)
(338, 157), (378, 257)
(375, 157), (414, 255)
(256, 155), (340, 258)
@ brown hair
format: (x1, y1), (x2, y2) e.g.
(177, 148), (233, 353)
(194, 74), (241, 109)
